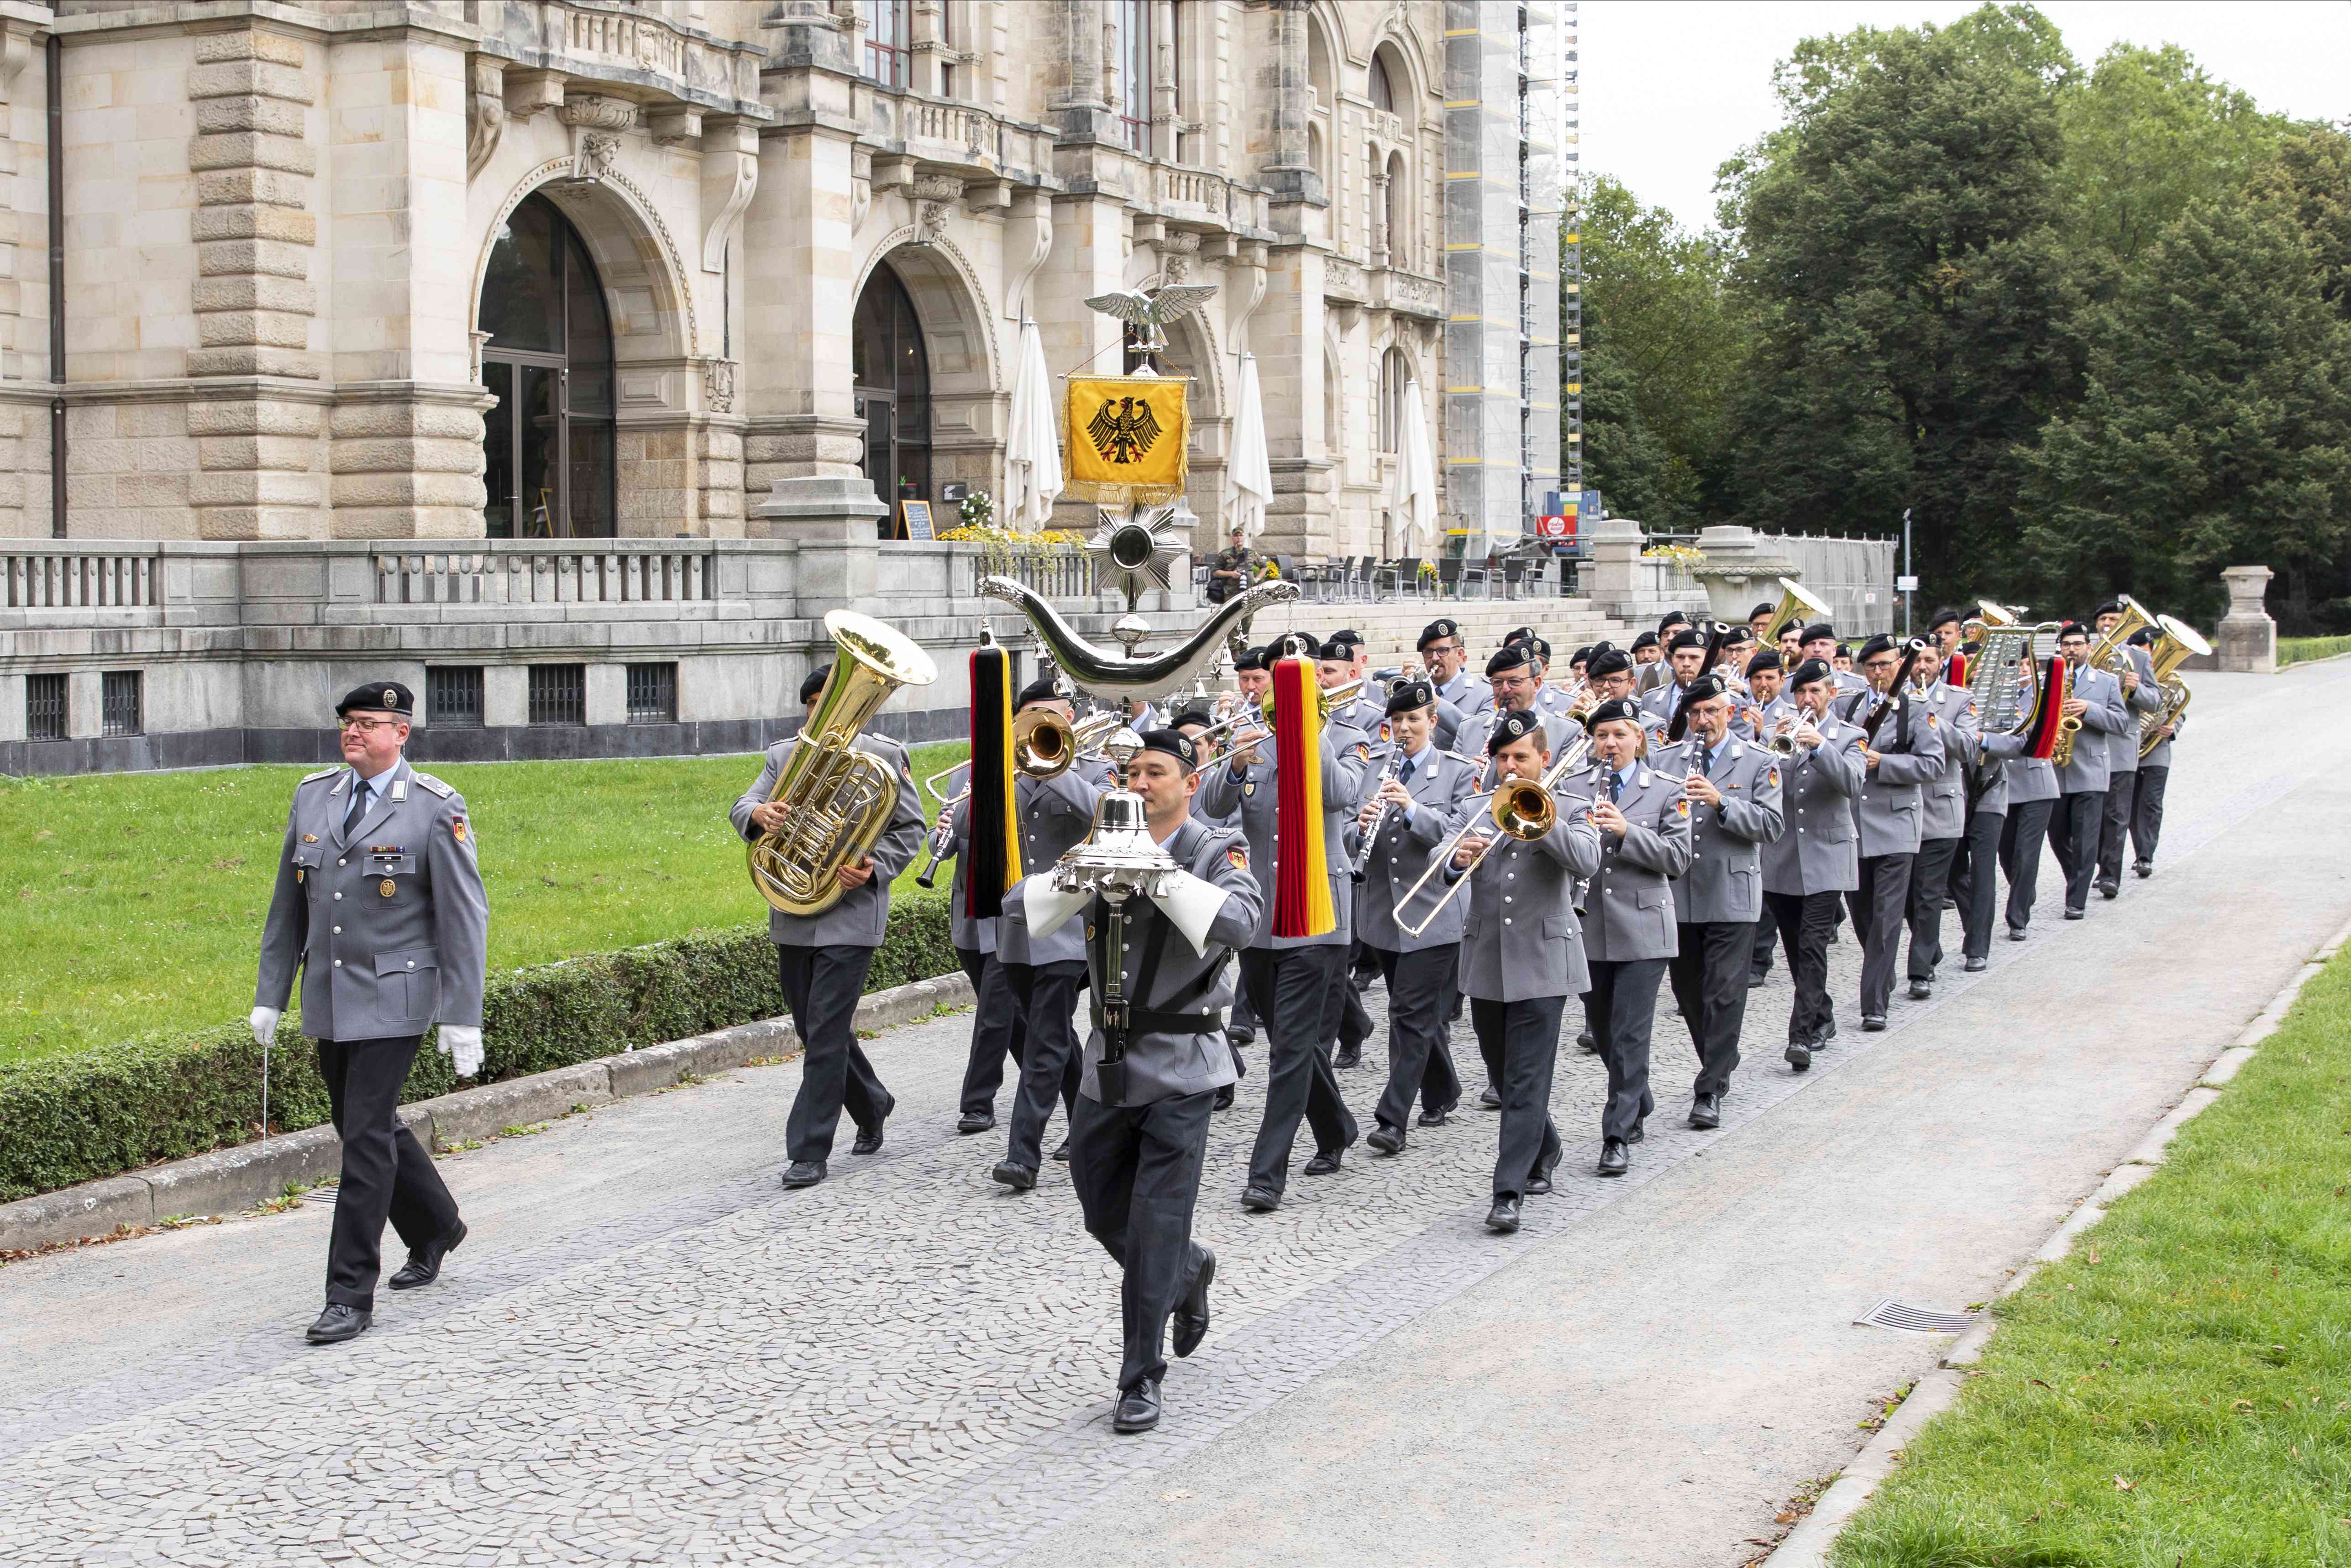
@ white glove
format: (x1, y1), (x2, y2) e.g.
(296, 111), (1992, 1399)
(439, 1025), (485, 1079)
(1148, 869), (1231, 957)
(249, 1006), (281, 1048)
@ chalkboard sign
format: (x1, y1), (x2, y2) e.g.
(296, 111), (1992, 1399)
(902, 499), (935, 541)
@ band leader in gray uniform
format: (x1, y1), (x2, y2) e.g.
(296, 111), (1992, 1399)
(1448, 709), (1602, 1229)
(1055, 729), (1262, 1435)
(1662, 676), (1784, 1129)
(1578, 698), (1694, 1178)
(252, 682), (485, 1346)
(1348, 678), (1478, 1155)
(734, 665), (925, 1190)
(1759, 661), (1865, 1068)
(1832, 636), (1947, 1029)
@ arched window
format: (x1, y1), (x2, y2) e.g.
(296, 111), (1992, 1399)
(1112, 0), (1153, 154)
(478, 194), (615, 538)
(852, 260), (931, 539)
(1380, 347), (1410, 454)
(1386, 150), (1409, 267)
(1369, 51), (1395, 113)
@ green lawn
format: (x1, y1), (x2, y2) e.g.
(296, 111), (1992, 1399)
(0, 742), (966, 1067)
(1831, 954), (2351, 1568)
(2278, 634), (2351, 668)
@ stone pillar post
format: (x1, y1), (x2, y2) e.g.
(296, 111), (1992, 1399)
(2217, 565), (2276, 673)
(1051, 0), (1110, 142)
(1258, 0), (1316, 205)
(1253, 243), (1333, 559)
(0, 16), (42, 539)
(1587, 516), (1645, 620)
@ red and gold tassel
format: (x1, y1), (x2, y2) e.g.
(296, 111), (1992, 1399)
(1271, 656), (1335, 939)
(2025, 655), (2069, 761)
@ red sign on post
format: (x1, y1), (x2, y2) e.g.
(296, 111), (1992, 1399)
(1535, 513), (1572, 540)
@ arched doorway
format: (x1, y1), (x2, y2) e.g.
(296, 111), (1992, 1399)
(852, 262), (931, 539)
(478, 194), (617, 538)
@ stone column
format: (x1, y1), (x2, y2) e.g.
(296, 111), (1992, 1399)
(2217, 565), (2276, 673)
(1051, 0), (1110, 142)
(1258, 0), (1315, 205)
(1252, 242), (1332, 559)
(0, 16), (41, 539)
(1587, 515), (1645, 621)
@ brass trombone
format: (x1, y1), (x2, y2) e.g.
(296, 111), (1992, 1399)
(1184, 675), (1371, 753)
(1394, 736), (1591, 939)
(913, 708), (1124, 886)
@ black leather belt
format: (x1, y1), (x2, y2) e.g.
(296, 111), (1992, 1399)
(1093, 1007), (1219, 1036)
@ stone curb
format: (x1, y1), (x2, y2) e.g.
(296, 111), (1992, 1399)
(1766, 912), (2351, 1567)
(0, 970), (976, 1255)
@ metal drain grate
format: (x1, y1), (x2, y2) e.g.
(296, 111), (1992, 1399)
(1856, 1299), (1980, 1334)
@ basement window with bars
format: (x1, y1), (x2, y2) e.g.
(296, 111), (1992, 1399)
(25, 672), (66, 741)
(626, 662), (677, 724)
(428, 666), (485, 729)
(102, 671), (142, 737)
(528, 664), (587, 726)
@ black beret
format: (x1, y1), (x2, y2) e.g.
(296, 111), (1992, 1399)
(1170, 708), (1216, 731)
(1658, 610), (1689, 631)
(336, 680), (414, 718)
(1586, 697), (1643, 730)
(1233, 645), (1268, 672)
(1386, 678), (1437, 716)
(1858, 634), (1897, 661)
(1417, 618), (1460, 650)
(1015, 677), (1065, 710)
(2127, 627), (2154, 647)
(1749, 601), (1777, 620)
(1487, 709), (1545, 754)
(1522, 635), (1552, 662)
(1589, 640), (1618, 659)
(1837, 644), (1856, 660)
(1504, 625), (1537, 645)
(1585, 648), (1631, 679)
(1485, 643), (1534, 677)
(1746, 649), (1784, 674)
(2058, 620), (2090, 640)
(1136, 727), (1198, 772)
(1723, 626), (1755, 646)
(1926, 606), (1963, 632)
(1317, 636), (1353, 661)
(1570, 645), (1595, 666)
(799, 664), (833, 706)
(1801, 622), (1837, 643)
(2092, 599), (2123, 619)
(1629, 631), (1659, 652)
(1681, 674), (1727, 706)
(1332, 628), (1365, 648)
(1269, 630), (1320, 661)
(1788, 658), (1833, 690)
(1668, 629), (1706, 653)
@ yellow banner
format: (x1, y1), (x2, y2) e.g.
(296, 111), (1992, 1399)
(1065, 376), (1189, 504)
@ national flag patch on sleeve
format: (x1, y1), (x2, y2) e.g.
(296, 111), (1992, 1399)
(1767, 766), (1781, 788)
(452, 817), (470, 843)
(1675, 797), (1691, 817)
(1228, 845), (1249, 872)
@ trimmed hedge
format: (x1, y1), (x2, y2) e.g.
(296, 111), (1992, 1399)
(0, 893), (958, 1202)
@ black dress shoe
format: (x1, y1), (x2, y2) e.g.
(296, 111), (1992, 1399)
(1862, 1014), (1887, 1031)
(991, 1161), (1037, 1192)
(1241, 1185), (1281, 1213)
(1050, 1137), (1071, 1163)
(1485, 1195), (1522, 1233)
(1113, 1379), (1162, 1434)
(1908, 981), (1932, 1001)
(1303, 1148), (1344, 1176)
(2063, 907), (2086, 921)
(1577, 1030), (1599, 1053)
(1333, 1048), (1362, 1070)
(1941, 895), (1958, 910)
(1625, 1122), (1645, 1145)
(2008, 924), (2028, 941)
(1365, 1124), (1406, 1156)
(1526, 1147), (1560, 1195)
(2134, 861), (2152, 879)
(1479, 1084), (1503, 1109)
(306, 1303), (372, 1344)
(1213, 1084), (1235, 1110)
(1417, 1098), (1458, 1127)
(1688, 1093), (1721, 1131)
(1596, 1138), (1629, 1177)
(1748, 968), (1770, 987)
(388, 1219), (467, 1291)
(1784, 1041), (1811, 1072)
(2096, 880), (2119, 900)
(780, 1160), (827, 1189)
(1227, 1030), (1255, 1049)
(1172, 1249), (1214, 1358)
(851, 1124), (885, 1155)
(956, 1111), (995, 1135)
(1963, 956), (1988, 972)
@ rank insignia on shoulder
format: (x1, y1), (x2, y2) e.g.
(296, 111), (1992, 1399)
(301, 767), (339, 784)
(1228, 845), (1249, 871)
(411, 773), (455, 799)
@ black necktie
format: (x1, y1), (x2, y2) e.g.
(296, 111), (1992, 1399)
(344, 778), (368, 835)
(1610, 771), (1623, 805)
(1698, 742), (1714, 778)
(1398, 756), (1416, 786)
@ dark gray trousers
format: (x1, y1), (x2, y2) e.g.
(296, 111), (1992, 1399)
(1370, 942), (1464, 1132)
(1589, 958), (1666, 1141)
(2047, 791), (2105, 915)
(1999, 799), (2055, 932)
(1750, 912), (1777, 977)
(1765, 890), (1841, 1042)
(1847, 853), (1913, 1017)
(2131, 766), (2169, 866)
(1068, 1088), (1214, 1393)
(779, 944), (892, 1165)
(1905, 836), (1962, 981)
(1335, 937), (1376, 1056)
(1957, 808), (2007, 960)
(1668, 920), (1752, 1099)
(2097, 772), (2137, 885)
(954, 946), (1028, 1119)
(1002, 959), (1087, 1172)
(318, 1035), (460, 1312)
(1242, 945), (1359, 1196)
(1469, 993), (1565, 1196)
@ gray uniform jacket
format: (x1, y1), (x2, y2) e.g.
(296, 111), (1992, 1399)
(1455, 705), (1585, 763)
(1433, 669), (1477, 710)
(256, 757), (489, 1042)
(989, 763), (1113, 966)
(2141, 706), (2183, 770)
(1197, 726), (1369, 949)
(1343, 743), (1479, 952)
(1833, 687), (1948, 859)
(1077, 817), (1262, 1106)
(1669, 739), (1785, 924)
(1760, 717), (1866, 896)
(2110, 645), (2161, 775)
(1453, 789), (1602, 1002)
(1332, 692), (1388, 741)
(2054, 662), (2128, 796)
(1576, 762), (1695, 963)
(731, 733), (924, 947)
(1969, 731), (2033, 817)
(1912, 682), (1982, 842)
(1431, 695), (1469, 750)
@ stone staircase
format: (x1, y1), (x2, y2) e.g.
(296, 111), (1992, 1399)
(1247, 593), (1641, 670)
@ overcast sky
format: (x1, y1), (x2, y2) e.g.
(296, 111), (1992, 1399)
(1577, 0), (2351, 234)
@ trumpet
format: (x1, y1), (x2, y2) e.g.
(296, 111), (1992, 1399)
(1395, 737), (1591, 938)
(1187, 675), (1371, 753)
(1012, 707), (1125, 780)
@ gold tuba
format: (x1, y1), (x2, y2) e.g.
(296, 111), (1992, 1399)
(2139, 614), (2209, 758)
(747, 610), (938, 917)
(1758, 577), (1833, 646)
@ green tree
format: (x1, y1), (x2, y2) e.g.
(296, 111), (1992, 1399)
(1717, 5), (2082, 598)
(2019, 161), (2351, 630)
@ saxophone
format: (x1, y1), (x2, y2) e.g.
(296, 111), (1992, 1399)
(746, 610), (938, 917)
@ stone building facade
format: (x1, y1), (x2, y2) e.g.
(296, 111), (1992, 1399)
(0, 0), (1574, 773)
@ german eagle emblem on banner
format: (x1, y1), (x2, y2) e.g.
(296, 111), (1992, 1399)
(1065, 375), (1189, 504)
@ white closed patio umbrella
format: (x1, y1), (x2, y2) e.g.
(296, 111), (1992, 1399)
(1003, 315), (1062, 530)
(1388, 377), (1437, 561)
(1227, 351), (1272, 544)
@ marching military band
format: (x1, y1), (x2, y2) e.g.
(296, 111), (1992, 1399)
(255, 593), (2188, 1435)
